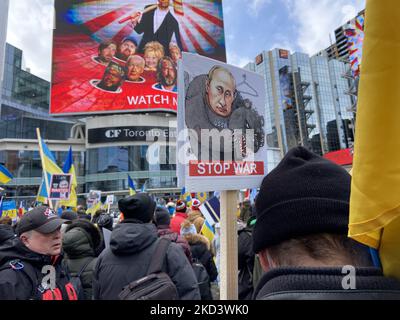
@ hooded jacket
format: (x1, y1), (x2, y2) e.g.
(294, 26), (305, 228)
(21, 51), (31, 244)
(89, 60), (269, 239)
(253, 267), (400, 300)
(157, 225), (193, 263)
(184, 233), (218, 283)
(0, 225), (15, 245)
(93, 220), (201, 300)
(63, 219), (103, 300)
(0, 237), (75, 300)
(187, 210), (205, 234)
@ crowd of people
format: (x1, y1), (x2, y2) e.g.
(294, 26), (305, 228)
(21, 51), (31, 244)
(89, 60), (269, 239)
(1, 147), (400, 300)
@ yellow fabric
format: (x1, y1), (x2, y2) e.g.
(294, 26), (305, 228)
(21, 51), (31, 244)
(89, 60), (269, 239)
(349, 0), (400, 279)
(196, 192), (207, 203)
(201, 221), (215, 244)
(86, 202), (101, 216)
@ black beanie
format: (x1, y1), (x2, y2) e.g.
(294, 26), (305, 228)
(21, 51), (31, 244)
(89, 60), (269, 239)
(118, 194), (156, 223)
(154, 207), (171, 226)
(253, 146), (351, 253)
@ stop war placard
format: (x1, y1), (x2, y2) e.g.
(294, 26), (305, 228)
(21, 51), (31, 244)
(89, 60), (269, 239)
(177, 53), (269, 192)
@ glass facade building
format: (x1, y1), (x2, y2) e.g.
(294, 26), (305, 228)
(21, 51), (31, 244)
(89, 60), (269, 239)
(246, 48), (354, 156)
(1, 43), (74, 140)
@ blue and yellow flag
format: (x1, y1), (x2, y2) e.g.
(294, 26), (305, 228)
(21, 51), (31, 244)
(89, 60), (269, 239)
(1, 200), (17, 221)
(349, 0), (400, 280)
(37, 138), (63, 204)
(0, 164), (13, 185)
(201, 220), (215, 244)
(60, 147), (77, 208)
(36, 177), (48, 204)
(128, 175), (136, 196)
(196, 192), (207, 204)
(181, 187), (192, 207)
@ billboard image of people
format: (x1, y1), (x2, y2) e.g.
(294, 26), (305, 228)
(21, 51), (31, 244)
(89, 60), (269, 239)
(51, 0), (226, 116)
(177, 53), (267, 192)
(279, 66), (293, 110)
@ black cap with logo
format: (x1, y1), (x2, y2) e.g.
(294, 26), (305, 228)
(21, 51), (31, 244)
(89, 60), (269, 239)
(16, 206), (67, 236)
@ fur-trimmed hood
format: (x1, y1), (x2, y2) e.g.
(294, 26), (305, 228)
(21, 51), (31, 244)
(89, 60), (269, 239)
(183, 233), (210, 250)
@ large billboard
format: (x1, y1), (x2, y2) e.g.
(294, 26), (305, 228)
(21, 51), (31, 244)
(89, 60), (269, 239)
(51, 0), (226, 116)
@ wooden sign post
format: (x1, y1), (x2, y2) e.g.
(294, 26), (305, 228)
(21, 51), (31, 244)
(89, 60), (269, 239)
(220, 190), (238, 300)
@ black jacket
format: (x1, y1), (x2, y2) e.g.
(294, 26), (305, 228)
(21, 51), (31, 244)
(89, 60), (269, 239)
(63, 220), (103, 300)
(0, 237), (75, 300)
(185, 233), (218, 283)
(0, 225), (15, 245)
(135, 5), (183, 55)
(238, 227), (254, 300)
(254, 267), (400, 300)
(93, 220), (200, 300)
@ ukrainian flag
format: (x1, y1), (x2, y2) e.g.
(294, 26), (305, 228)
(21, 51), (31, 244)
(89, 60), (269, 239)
(36, 178), (48, 204)
(196, 192), (207, 203)
(201, 220), (215, 244)
(128, 175), (136, 196)
(60, 147), (77, 208)
(181, 187), (192, 207)
(39, 138), (63, 181)
(349, 0), (400, 280)
(0, 164), (13, 185)
(37, 138), (63, 203)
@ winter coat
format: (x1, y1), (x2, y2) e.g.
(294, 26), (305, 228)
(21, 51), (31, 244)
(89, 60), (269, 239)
(254, 267), (400, 300)
(238, 226), (255, 300)
(170, 212), (188, 235)
(93, 220), (201, 300)
(0, 225), (16, 245)
(184, 233), (218, 282)
(0, 237), (77, 300)
(157, 225), (193, 263)
(187, 210), (205, 234)
(62, 220), (103, 300)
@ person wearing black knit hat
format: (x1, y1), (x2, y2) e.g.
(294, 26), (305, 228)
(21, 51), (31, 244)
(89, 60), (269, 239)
(93, 194), (200, 300)
(252, 147), (400, 300)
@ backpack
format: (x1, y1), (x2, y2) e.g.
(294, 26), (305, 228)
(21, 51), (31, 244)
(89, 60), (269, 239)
(118, 238), (179, 300)
(192, 259), (212, 300)
(64, 259), (92, 300)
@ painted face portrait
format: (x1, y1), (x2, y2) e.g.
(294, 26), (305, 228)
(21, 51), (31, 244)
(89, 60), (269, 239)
(99, 43), (117, 63)
(127, 55), (145, 82)
(206, 68), (236, 118)
(97, 62), (126, 92)
(117, 40), (137, 61)
(158, 0), (170, 10)
(145, 50), (159, 71)
(160, 59), (177, 89)
(169, 47), (181, 64)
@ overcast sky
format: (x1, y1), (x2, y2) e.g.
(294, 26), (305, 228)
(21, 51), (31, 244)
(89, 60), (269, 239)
(6, 0), (365, 81)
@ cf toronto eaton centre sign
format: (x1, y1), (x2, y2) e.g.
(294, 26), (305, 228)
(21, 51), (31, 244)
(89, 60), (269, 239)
(88, 126), (177, 144)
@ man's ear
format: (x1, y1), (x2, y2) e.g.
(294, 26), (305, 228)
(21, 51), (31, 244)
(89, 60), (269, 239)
(205, 79), (210, 94)
(20, 234), (29, 247)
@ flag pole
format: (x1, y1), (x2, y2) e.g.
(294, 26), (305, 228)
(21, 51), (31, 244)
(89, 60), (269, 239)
(36, 128), (53, 209)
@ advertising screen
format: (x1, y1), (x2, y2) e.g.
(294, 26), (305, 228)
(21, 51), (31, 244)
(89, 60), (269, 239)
(51, 0), (226, 116)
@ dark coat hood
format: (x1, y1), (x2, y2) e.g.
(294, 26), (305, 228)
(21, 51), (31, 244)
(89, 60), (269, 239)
(110, 221), (158, 255)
